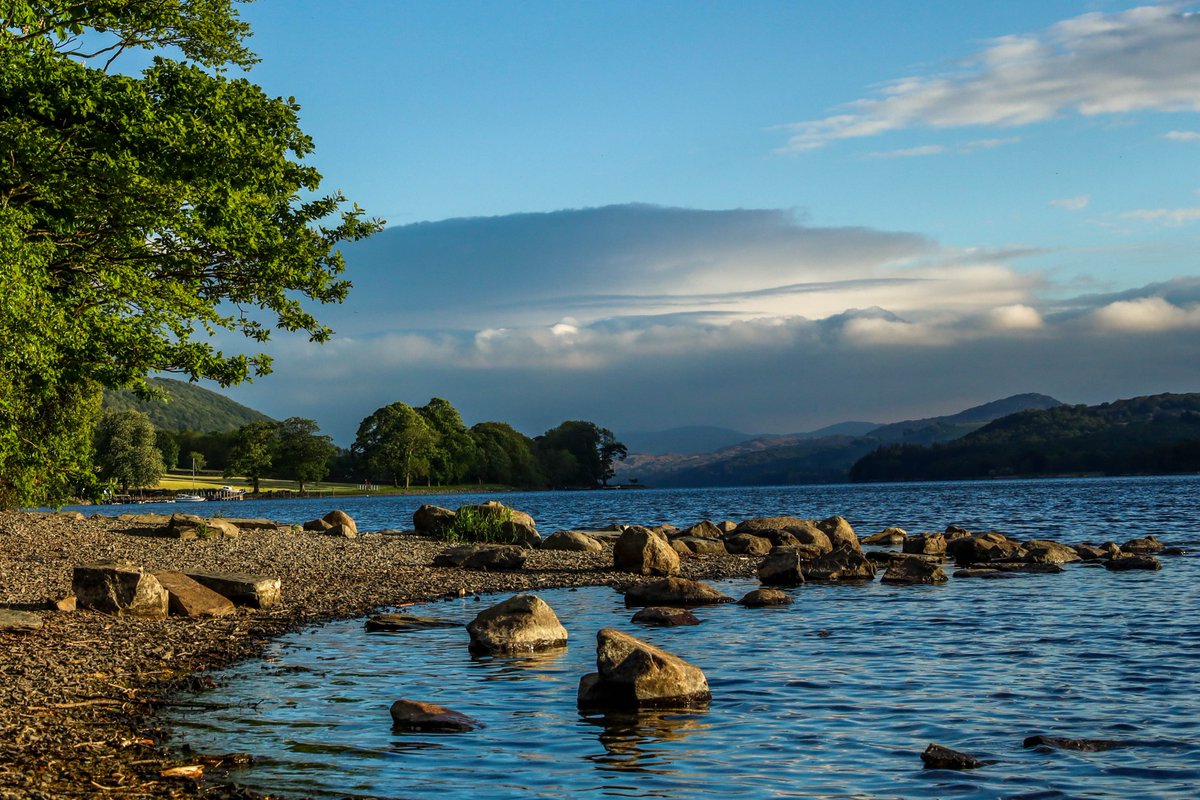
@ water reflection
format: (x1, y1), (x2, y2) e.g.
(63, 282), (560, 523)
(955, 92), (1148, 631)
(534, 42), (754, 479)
(581, 708), (711, 774)
(468, 646), (572, 681)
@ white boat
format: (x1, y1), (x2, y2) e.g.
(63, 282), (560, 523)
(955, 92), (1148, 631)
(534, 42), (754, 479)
(174, 493), (207, 502)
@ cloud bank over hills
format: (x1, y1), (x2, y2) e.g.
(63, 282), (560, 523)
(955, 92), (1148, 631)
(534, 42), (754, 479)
(221, 204), (1200, 444)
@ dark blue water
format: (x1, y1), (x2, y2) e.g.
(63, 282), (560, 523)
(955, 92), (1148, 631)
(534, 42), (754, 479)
(157, 477), (1200, 799)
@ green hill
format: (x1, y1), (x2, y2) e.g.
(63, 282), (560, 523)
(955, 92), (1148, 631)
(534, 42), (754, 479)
(102, 378), (273, 432)
(850, 393), (1200, 482)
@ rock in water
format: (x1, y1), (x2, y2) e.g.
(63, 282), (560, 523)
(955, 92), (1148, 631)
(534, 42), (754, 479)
(801, 547), (876, 582)
(1023, 735), (1136, 752)
(816, 516), (860, 551)
(390, 699), (481, 732)
(466, 594), (568, 653)
(1105, 555), (1162, 571)
(613, 526), (680, 576)
(631, 607), (701, 627)
(578, 628), (711, 710)
(73, 563), (168, 618)
(902, 532), (946, 556)
(920, 743), (986, 770)
(881, 556), (948, 585)
(623, 577), (734, 607)
(738, 588), (793, 607)
(862, 527), (907, 546)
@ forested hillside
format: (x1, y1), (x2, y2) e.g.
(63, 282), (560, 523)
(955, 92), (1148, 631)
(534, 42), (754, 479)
(103, 378), (273, 432)
(850, 393), (1200, 482)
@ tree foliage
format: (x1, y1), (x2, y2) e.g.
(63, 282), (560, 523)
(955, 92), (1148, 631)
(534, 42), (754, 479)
(273, 416), (334, 491)
(469, 421), (543, 487)
(0, 1), (380, 507)
(352, 402), (434, 488)
(536, 420), (627, 487)
(417, 397), (477, 484)
(93, 408), (165, 491)
(224, 419), (276, 493)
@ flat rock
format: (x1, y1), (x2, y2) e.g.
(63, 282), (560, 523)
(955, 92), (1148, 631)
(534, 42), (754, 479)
(673, 536), (729, 556)
(631, 606), (701, 627)
(434, 544), (527, 571)
(623, 577), (734, 607)
(390, 699), (482, 733)
(467, 594), (568, 653)
(223, 518), (278, 530)
(185, 571), (281, 608)
(985, 561), (1065, 574)
(0, 609), (43, 632)
(366, 613), (462, 633)
(152, 571), (236, 617)
(1023, 540), (1081, 564)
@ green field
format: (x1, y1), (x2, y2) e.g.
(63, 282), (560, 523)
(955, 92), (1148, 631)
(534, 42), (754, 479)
(156, 471), (512, 496)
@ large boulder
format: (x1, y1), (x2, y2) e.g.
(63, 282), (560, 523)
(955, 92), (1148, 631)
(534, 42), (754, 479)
(800, 547), (876, 582)
(184, 571), (281, 608)
(947, 532), (1026, 566)
(816, 516), (860, 552)
(458, 501), (536, 529)
(623, 577), (734, 607)
(433, 544), (527, 571)
(414, 504), (456, 535)
(390, 699), (481, 733)
(540, 530), (604, 552)
(466, 594), (568, 653)
(733, 516), (809, 536)
(73, 563), (168, 618)
(614, 527), (680, 576)
(881, 556), (948, 585)
(578, 628), (711, 709)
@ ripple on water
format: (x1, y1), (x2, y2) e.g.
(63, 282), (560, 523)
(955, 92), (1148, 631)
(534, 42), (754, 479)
(162, 478), (1200, 800)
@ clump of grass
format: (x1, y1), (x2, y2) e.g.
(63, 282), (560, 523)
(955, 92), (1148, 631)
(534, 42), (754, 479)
(195, 523), (216, 540)
(440, 506), (521, 545)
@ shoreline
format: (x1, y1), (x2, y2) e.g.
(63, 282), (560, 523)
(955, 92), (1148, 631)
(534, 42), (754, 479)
(0, 511), (755, 799)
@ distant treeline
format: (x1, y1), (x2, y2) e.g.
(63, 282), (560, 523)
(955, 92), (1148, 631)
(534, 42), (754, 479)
(850, 393), (1200, 482)
(144, 397), (626, 491)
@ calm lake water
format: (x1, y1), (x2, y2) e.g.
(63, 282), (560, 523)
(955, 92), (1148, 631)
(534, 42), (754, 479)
(148, 477), (1198, 800)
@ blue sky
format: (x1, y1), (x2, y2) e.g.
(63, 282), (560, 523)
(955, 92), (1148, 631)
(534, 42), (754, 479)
(192, 1), (1200, 445)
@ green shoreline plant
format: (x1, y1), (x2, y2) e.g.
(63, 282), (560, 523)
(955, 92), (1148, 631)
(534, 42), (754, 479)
(439, 505), (520, 546)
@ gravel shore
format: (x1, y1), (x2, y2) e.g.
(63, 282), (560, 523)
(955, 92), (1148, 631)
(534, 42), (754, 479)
(0, 510), (756, 799)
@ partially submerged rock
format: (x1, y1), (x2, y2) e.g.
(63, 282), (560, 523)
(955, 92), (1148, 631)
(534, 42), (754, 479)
(862, 527), (907, 546)
(799, 547), (875, 582)
(1105, 555), (1161, 571)
(757, 549), (807, 586)
(881, 556), (948, 585)
(1023, 540), (1081, 564)
(623, 577), (734, 607)
(366, 613), (461, 633)
(1121, 536), (1164, 554)
(1023, 735), (1137, 752)
(902, 532), (946, 556)
(578, 628), (710, 709)
(73, 563), (168, 618)
(466, 594), (568, 654)
(738, 588), (792, 607)
(390, 699), (481, 733)
(815, 516), (860, 552)
(631, 606), (701, 627)
(921, 743), (987, 770)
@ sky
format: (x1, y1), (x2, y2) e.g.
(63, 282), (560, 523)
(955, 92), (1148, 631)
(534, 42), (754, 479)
(185, 1), (1200, 445)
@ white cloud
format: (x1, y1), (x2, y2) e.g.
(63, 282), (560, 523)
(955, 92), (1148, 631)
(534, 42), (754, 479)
(1121, 207), (1200, 225)
(1165, 129), (1200, 142)
(984, 304), (1044, 330)
(867, 144), (948, 159)
(1089, 297), (1200, 331)
(1051, 195), (1091, 211)
(780, 5), (1200, 151)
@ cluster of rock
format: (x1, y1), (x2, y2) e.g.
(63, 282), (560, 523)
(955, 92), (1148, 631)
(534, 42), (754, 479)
(69, 563), (280, 619)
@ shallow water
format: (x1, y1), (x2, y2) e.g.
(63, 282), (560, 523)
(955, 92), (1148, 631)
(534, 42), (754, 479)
(160, 477), (1200, 799)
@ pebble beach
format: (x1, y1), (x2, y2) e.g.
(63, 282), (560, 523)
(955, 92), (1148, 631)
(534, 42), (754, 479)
(0, 510), (755, 800)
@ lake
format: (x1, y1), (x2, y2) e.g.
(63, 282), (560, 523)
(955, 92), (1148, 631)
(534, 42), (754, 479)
(147, 477), (1198, 799)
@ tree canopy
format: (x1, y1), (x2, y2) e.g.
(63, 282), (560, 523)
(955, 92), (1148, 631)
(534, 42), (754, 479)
(93, 408), (165, 492)
(0, 1), (380, 507)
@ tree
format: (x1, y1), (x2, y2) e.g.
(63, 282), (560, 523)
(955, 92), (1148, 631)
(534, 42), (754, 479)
(0, 2), (381, 508)
(352, 402), (435, 488)
(274, 417), (334, 492)
(155, 429), (180, 471)
(536, 421), (627, 486)
(418, 397), (477, 484)
(187, 451), (206, 473)
(93, 409), (165, 492)
(224, 420), (277, 493)
(470, 422), (543, 487)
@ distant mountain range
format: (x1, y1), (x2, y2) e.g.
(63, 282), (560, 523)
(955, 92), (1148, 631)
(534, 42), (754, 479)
(102, 378), (274, 432)
(620, 421), (881, 456)
(615, 393), (1063, 487)
(851, 393), (1200, 482)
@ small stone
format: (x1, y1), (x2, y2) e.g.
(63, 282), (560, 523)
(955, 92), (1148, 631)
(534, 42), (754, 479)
(50, 595), (76, 613)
